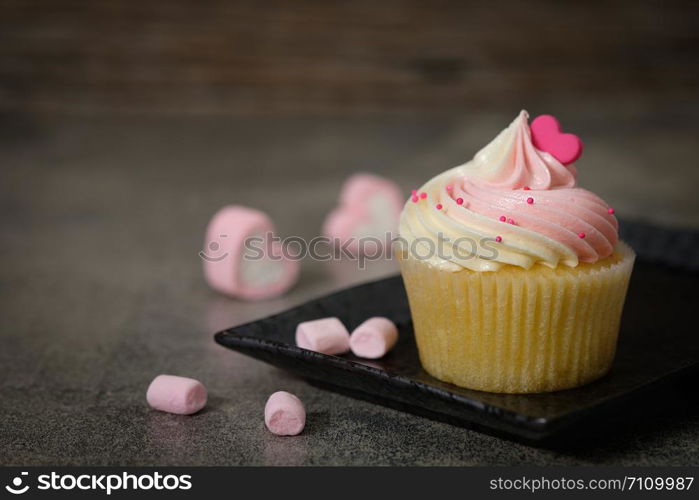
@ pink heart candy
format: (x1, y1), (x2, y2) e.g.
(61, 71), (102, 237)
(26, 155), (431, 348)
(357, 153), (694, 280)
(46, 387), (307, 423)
(530, 115), (583, 165)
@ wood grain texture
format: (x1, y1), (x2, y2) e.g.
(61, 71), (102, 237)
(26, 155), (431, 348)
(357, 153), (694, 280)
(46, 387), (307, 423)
(1, 0), (697, 114)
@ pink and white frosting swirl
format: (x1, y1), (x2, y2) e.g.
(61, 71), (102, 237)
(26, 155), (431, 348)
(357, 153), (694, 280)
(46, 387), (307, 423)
(399, 110), (618, 272)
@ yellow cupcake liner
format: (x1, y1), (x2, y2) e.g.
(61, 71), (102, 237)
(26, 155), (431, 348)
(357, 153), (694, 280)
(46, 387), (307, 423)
(398, 243), (635, 393)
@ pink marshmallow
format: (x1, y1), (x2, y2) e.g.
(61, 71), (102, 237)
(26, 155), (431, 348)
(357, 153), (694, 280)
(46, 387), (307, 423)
(322, 173), (404, 256)
(322, 208), (366, 256)
(349, 317), (399, 359)
(295, 317), (350, 355)
(202, 205), (300, 301)
(146, 374), (207, 415)
(337, 173), (404, 209)
(264, 391), (306, 436)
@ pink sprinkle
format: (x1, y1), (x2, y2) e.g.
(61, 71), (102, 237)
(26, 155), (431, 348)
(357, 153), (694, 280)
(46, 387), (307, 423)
(436, 203), (443, 210)
(456, 198), (464, 205)
(411, 189), (417, 195)
(499, 215), (506, 222)
(446, 185), (453, 191)
(523, 186), (531, 191)
(526, 197), (534, 204)
(578, 232), (586, 239)
(507, 218), (516, 225)
(495, 236), (502, 243)
(419, 192), (427, 199)
(411, 195), (419, 203)
(608, 207), (615, 214)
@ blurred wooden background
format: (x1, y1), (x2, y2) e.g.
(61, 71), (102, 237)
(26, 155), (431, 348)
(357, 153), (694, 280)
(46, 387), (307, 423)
(1, 0), (697, 115)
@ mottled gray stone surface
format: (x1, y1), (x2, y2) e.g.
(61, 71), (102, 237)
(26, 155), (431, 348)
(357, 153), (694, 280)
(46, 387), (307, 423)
(1, 112), (698, 465)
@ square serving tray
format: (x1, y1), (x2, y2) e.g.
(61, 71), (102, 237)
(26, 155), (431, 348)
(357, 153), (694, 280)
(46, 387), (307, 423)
(215, 223), (699, 445)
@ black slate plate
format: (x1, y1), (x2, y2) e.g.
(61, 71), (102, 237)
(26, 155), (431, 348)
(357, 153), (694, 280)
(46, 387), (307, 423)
(215, 223), (699, 445)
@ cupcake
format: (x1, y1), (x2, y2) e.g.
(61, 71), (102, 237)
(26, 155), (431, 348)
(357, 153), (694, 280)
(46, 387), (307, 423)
(397, 111), (635, 393)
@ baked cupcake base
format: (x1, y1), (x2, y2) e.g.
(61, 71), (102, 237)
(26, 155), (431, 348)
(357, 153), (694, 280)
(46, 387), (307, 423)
(398, 242), (635, 394)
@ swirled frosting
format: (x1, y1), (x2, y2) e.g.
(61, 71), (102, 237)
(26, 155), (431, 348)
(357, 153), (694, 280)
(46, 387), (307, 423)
(399, 110), (618, 272)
